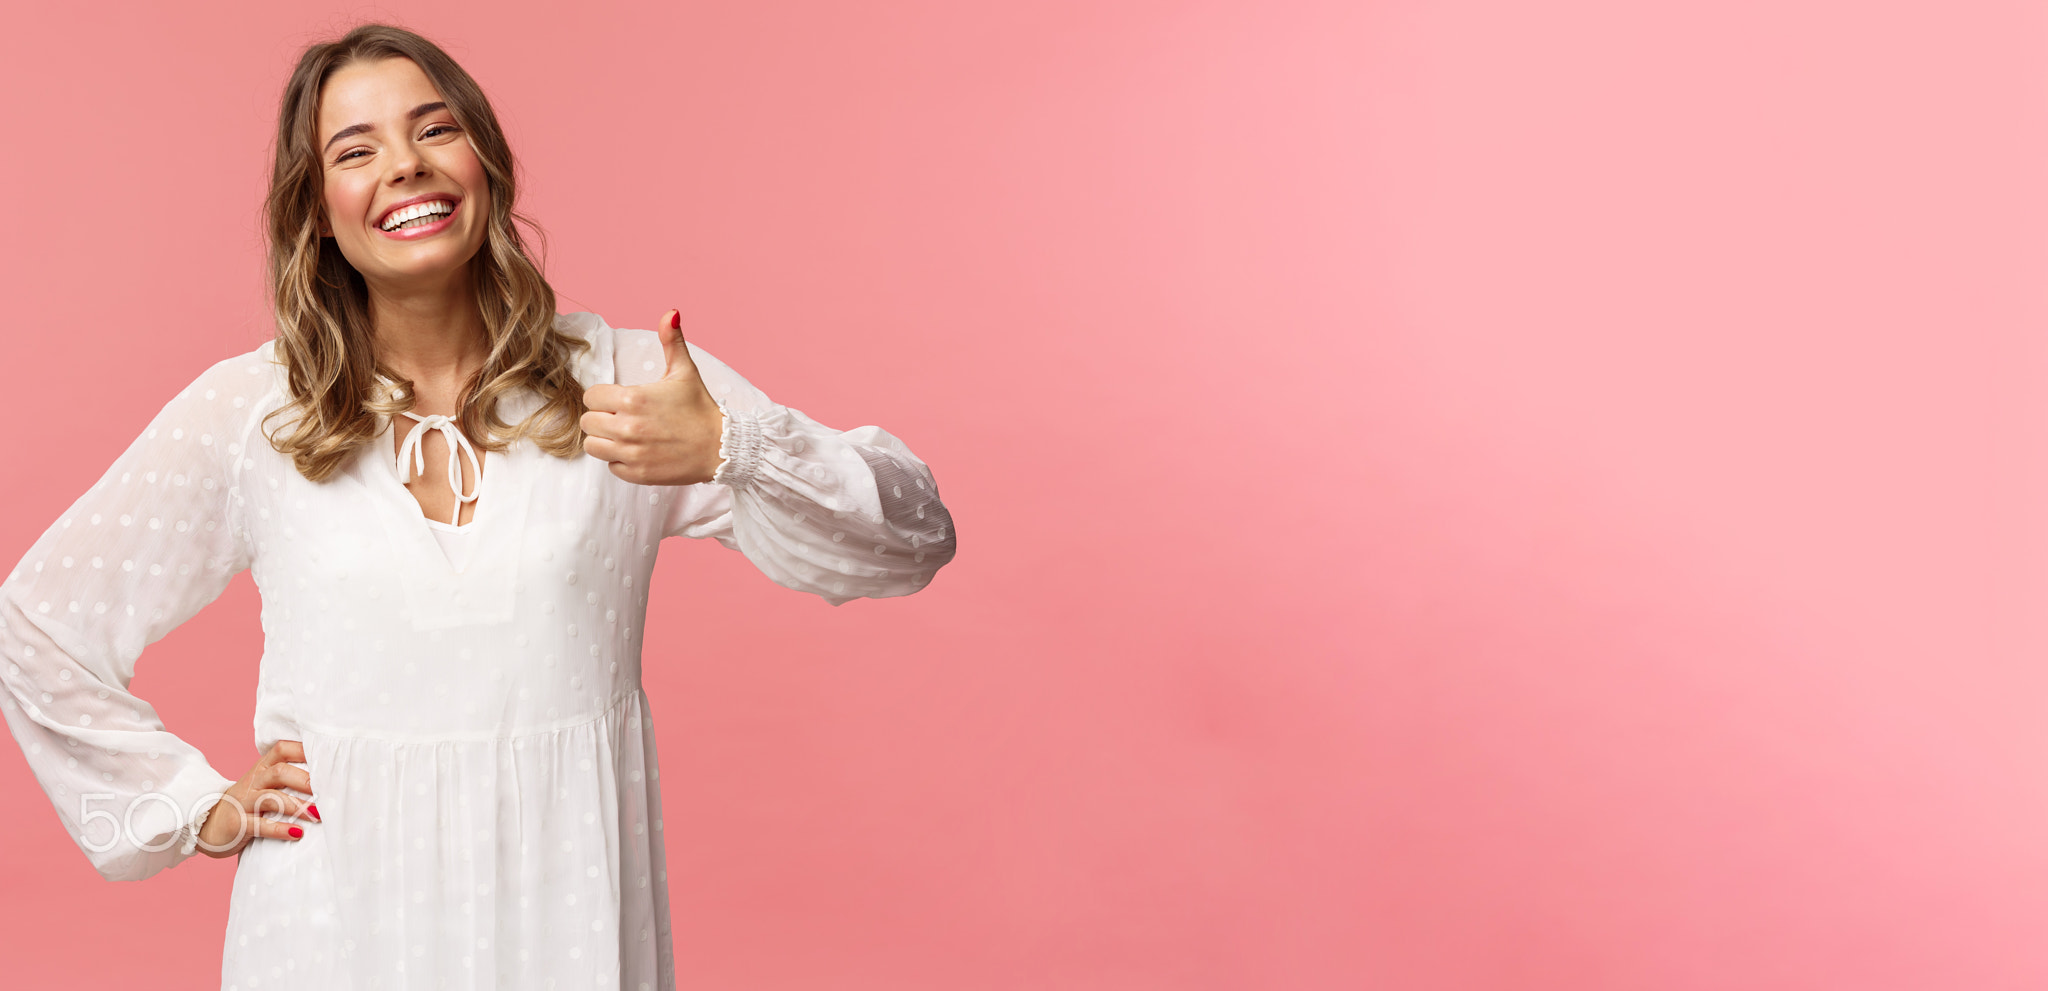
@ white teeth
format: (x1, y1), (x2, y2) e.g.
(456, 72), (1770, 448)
(380, 200), (454, 232)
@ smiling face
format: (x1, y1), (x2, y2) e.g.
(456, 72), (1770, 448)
(316, 56), (491, 290)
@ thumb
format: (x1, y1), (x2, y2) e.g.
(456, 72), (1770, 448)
(657, 308), (696, 380)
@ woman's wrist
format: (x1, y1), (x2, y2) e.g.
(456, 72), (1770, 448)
(181, 797), (217, 855)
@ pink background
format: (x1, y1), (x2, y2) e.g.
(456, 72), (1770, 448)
(3, 1), (2047, 987)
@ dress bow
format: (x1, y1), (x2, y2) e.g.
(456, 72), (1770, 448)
(395, 411), (482, 526)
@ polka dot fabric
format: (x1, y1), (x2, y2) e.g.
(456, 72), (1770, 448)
(0, 311), (957, 988)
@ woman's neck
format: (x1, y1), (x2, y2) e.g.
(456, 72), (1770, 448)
(366, 265), (488, 415)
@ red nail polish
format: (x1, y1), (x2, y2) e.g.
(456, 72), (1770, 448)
(308, 804), (321, 821)
(669, 310), (681, 331)
(288, 826), (304, 838)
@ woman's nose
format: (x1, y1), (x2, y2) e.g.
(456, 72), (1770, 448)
(387, 150), (429, 181)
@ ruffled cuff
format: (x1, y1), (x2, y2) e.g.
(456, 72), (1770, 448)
(175, 786), (225, 858)
(710, 405), (766, 488)
(87, 758), (234, 882)
(159, 759), (234, 861)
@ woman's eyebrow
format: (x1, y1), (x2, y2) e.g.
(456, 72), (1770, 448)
(322, 101), (451, 154)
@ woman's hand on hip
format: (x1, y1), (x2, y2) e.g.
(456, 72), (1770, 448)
(196, 739), (320, 857)
(580, 309), (726, 486)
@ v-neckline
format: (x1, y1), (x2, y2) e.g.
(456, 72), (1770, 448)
(343, 428), (536, 631)
(383, 418), (491, 571)
(393, 412), (488, 531)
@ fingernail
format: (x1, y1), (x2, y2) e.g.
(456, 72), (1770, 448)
(669, 310), (681, 330)
(288, 826), (304, 838)
(308, 804), (321, 821)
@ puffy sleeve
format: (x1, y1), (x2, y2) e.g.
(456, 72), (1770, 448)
(0, 354), (263, 881)
(612, 329), (958, 606)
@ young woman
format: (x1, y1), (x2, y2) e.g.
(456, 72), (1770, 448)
(0, 22), (955, 987)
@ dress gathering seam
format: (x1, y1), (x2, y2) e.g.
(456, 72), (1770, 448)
(287, 685), (643, 743)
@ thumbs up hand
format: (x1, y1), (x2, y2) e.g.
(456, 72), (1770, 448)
(581, 309), (727, 485)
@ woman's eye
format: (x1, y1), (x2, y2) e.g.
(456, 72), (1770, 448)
(331, 125), (454, 164)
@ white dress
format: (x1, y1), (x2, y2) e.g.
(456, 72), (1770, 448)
(0, 311), (957, 989)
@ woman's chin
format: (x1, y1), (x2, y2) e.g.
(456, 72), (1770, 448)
(352, 241), (484, 287)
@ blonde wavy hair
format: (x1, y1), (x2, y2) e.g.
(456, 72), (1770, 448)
(262, 23), (588, 482)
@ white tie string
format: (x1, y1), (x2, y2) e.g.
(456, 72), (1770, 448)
(396, 411), (482, 527)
